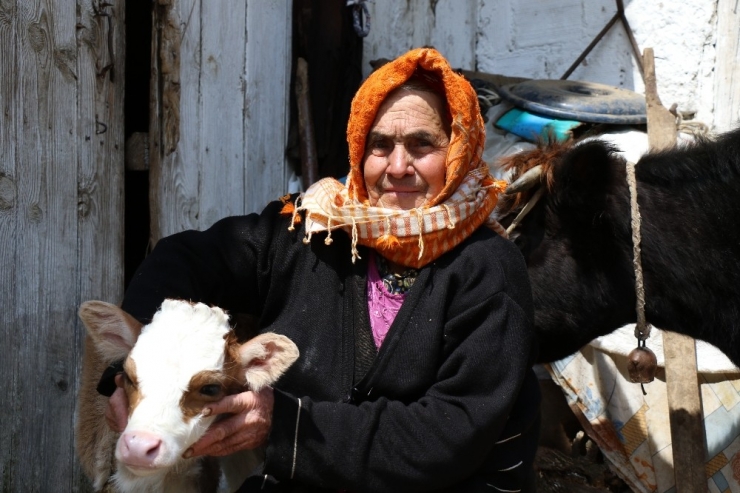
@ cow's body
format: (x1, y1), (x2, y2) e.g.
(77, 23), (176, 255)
(495, 127), (740, 365)
(76, 299), (299, 493)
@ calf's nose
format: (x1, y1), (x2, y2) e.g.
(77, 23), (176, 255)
(117, 430), (164, 467)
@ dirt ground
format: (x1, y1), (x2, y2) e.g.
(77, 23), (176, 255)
(536, 379), (633, 492)
(535, 444), (632, 492)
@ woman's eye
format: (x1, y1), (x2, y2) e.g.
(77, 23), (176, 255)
(409, 138), (434, 151)
(370, 141), (390, 151)
(199, 384), (222, 397)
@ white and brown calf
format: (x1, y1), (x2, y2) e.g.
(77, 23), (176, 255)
(75, 299), (299, 493)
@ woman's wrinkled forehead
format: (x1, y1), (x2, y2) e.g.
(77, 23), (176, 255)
(384, 73), (451, 137)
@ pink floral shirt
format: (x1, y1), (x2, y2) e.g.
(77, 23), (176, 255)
(366, 254), (406, 348)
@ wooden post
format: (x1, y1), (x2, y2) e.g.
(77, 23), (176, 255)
(643, 48), (707, 493)
(295, 57), (319, 190)
(714, 0), (740, 132)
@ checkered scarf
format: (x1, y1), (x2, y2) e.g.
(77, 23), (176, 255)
(288, 48), (507, 269)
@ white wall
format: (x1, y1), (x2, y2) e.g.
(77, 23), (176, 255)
(363, 0), (739, 132)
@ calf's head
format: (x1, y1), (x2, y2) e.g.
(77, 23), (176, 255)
(78, 299), (299, 480)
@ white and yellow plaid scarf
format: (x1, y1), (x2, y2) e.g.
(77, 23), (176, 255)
(289, 168), (507, 269)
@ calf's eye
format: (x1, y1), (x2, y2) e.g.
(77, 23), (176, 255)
(199, 384), (222, 397)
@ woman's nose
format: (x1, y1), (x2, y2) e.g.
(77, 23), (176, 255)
(387, 145), (413, 178)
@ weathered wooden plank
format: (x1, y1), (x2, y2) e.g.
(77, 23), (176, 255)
(200, 0), (247, 226)
(644, 47), (707, 493)
(0, 0), (19, 489)
(0, 0), (124, 490)
(295, 57), (319, 190)
(714, 0), (740, 132)
(150, 0), (291, 242)
(149, 0), (199, 241)
(76, 0), (126, 321)
(75, 3), (126, 492)
(6, 1), (74, 490)
(12, 2), (81, 490)
(243, 1), (292, 214)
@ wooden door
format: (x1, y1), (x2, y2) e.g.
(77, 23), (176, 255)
(0, 0), (125, 490)
(149, 0), (292, 242)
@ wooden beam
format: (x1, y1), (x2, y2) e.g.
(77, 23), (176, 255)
(643, 47), (707, 493)
(295, 58), (319, 190)
(714, 0), (740, 132)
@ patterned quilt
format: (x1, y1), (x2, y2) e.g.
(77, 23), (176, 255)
(546, 325), (740, 493)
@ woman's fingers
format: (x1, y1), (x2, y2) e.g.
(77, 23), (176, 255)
(187, 387), (274, 458)
(203, 391), (253, 417)
(192, 413), (270, 457)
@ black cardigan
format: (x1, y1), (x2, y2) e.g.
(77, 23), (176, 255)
(121, 198), (541, 493)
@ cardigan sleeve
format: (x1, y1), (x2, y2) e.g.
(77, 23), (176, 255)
(263, 251), (540, 493)
(120, 199), (288, 324)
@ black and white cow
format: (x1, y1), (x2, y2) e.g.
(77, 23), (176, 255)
(495, 127), (740, 366)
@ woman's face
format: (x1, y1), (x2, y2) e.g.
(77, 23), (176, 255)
(363, 89), (450, 210)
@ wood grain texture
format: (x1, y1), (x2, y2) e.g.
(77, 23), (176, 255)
(644, 47), (707, 493)
(714, 0), (740, 132)
(0, 0), (125, 491)
(149, 0), (292, 243)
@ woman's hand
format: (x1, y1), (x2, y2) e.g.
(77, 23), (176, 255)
(185, 386), (275, 458)
(106, 374), (129, 432)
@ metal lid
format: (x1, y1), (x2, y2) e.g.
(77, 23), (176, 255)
(496, 79), (647, 124)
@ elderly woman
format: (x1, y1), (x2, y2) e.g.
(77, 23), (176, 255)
(107, 48), (540, 492)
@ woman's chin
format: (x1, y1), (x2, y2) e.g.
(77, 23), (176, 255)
(375, 192), (425, 210)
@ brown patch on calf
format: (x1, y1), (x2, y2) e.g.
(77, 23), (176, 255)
(179, 331), (247, 420)
(122, 358), (142, 415)
(180, 369), (244, 419)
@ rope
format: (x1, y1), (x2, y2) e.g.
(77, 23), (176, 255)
(677, 119), (710, 138)
(626, 160), (651, 341)
(505, 187), (545, 236)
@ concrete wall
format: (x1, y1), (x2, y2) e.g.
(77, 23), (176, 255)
(363, 0), (738, 132)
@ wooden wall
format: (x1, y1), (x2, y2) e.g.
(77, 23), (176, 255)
(1, 0), (293, 488)
(0, 0), (125, 491)
(149, 0), (292, 242)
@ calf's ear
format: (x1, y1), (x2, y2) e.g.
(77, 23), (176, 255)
(78, 301), (143, 361)
(237, 333), (300, 392)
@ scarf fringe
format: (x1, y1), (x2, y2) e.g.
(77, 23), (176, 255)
(291, 171), (506, 268)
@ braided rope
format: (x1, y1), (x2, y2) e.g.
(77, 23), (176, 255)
(626, 160), (651, 341)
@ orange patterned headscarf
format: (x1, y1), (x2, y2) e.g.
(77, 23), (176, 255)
(289, 47), (507, 268)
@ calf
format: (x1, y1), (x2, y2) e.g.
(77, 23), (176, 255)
(75, 299), (299, 493)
